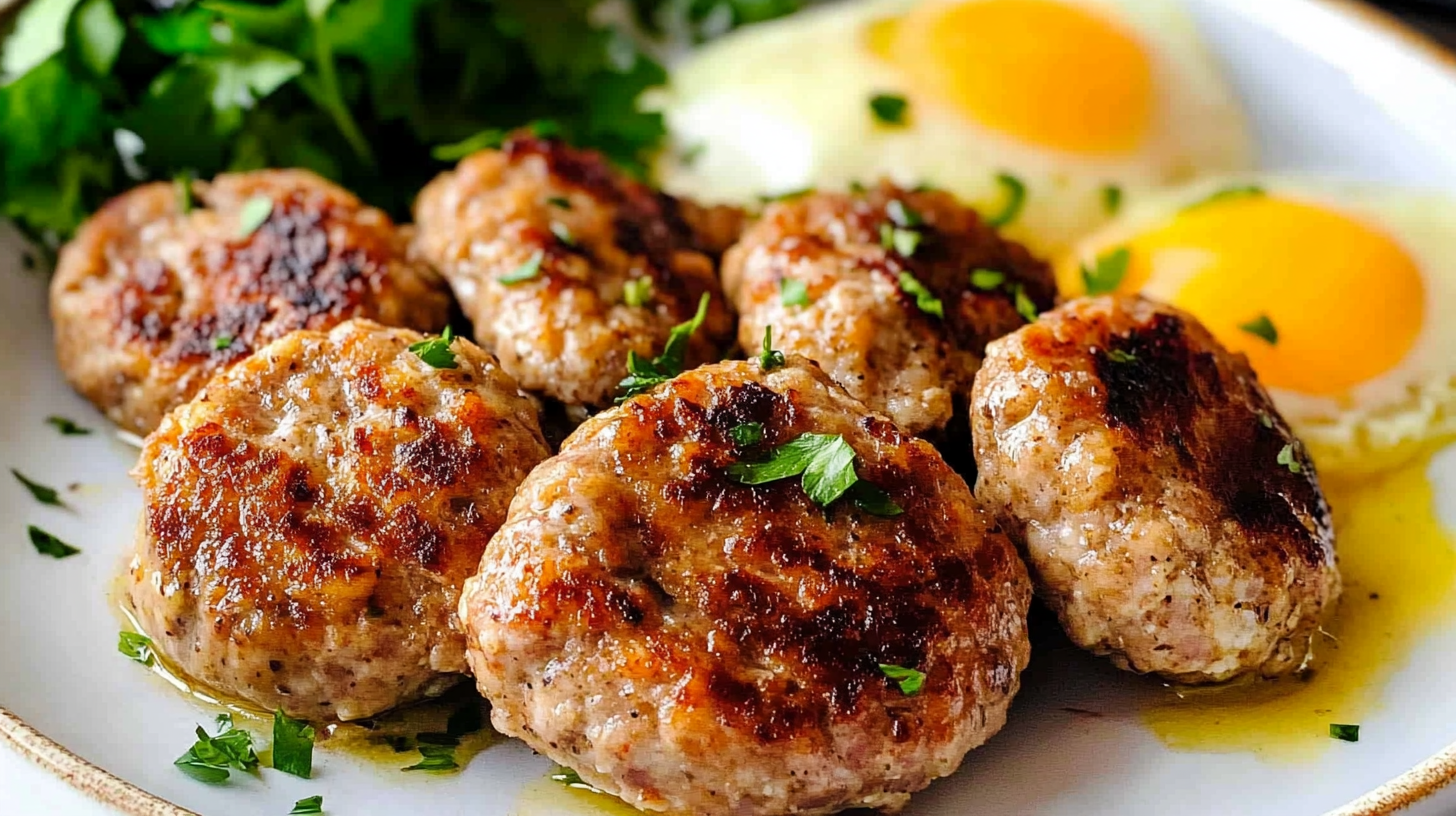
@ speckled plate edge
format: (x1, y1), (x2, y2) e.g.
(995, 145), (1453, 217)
(4, 0), (1456, 814)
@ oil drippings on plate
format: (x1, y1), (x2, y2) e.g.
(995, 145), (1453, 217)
(1142, 446), (1456, 757)
(513, 771), (644, 816)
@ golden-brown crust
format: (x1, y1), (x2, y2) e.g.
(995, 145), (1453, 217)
(50, 170), (451, 434)
(721, 182), (1054, 435)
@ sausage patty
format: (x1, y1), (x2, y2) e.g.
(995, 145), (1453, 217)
(721, 182), (1055, 436)
(50, 170), (451, 434)
(413, 135), (737, 409)
(460, 356), (1031, 815)
(128, 319), (550, 721)
(971, 296), (1339, 683)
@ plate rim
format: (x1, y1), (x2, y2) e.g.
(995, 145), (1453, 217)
(4, 0), (1456, 813)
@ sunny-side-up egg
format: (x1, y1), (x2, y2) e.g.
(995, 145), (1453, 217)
(1056, 176), (1456, 478)
(652, 0), (1254, 256)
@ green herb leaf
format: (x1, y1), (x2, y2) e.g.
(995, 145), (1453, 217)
(547, 195), (572, 210)
(175, 173), (195, 215)
(1102, 184), (1123, 215)
(885, 199), (922, 227)
(290, 795), (324, 815)
(552, 766), (586, 786)
(236, 196), (274, 238)
(175, 716), (259, 784)
(849, 481), (902, 517)
(431, 129), (506, 162)
(1105, 349), (1137, 364)
(779, 278), (811, 308)
(118, 631), (155, 666)
(408, 325), (460, 370)
(1277, 443), (1303, 474)
(727, 433), (835, 486)
(500, 250), (545, 285)
(617, 293), (711, 400)
(12, 469), (64, 507)
(29, 525), (79, 559)
(986, 172), (1026, 228)
(1080, 247), (1131, 296)
(727, 432), (897, 512)
(402, 741), (458, 772)
(731, 422), (764, 447)
(869, 92), (909, 126)
(213, 334), (234, 351)
(897, 272), (943, 318)
(1239, 314), (1279, 345)
(759, 325), (786, 371)
(550, 222), (576, 247)
(758, 187), (815, 203)
(272, 710), (316, 779)
(1011, 283), (1039, 323)
(1330, 723), (1360, 742)
(878, 663), (926, 696)
(623, 277), (654, 308)
(45, 416), (91, 436)
(970, 269), (1006, 290)
(1185, 184), (1265, 211)
(881, 224), (921, 257)
(800, 434), (858, 506)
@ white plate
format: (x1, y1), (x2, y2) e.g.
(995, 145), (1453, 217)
(7, 1), (1456, 814)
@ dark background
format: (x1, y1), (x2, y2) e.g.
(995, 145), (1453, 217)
(1384, 0), (1456, 45)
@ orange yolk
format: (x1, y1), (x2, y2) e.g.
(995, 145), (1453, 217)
(1080, 196), (1425, 396)
(879, 0), (1154, 155)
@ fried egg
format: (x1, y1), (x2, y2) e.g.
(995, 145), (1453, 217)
(652, 0), (1253, 255)
(1056, 177), (1456, 476)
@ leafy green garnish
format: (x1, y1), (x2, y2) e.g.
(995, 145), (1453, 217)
(1102, 184), (1123, 215)
(759, 325), (786, 371)
(970, 269), (1005, 290)
(29, 526), (80, 559)
(550, 222), (576, 248)
(869, 92), (909, 126)
(1105, 349), (1137, 364)
(175, 715), (259, 784)
(408, 325), (459, 370)
(213, 334), (235, 351)
(272, 710), (316, 779)
(986, 172), (1026, 227)
(118, 631), (155, 666)
(430, 128), (506, 162)
(402, 742), (459, 772)
(731, 422), (764, 447)
(290, 796), (324, 815)
(849, 482), (903, 517)
(547, 195), (572, 210)
(886, 199), (922, 227)
(758, 187), (815, 203)
(236, 195), (274, 237)
(175, 172), (195, 214)
(1185, 184), (1265, 211)
(878, 663), (926, 696)
(1080, 247), (1130, 296)
(1330, 723), (1359, 742)
(780, 278), (811, 308)
(898, 272), (942, 318)
(1010, 283), (1039, 323)
(45, 416), (92, 436)
(12, 469), (64, 507)
(727, 432), (900, 515)
(1239, 314), (1279, 345)
(499, 250), (545, 285)
(623, 277), (654, 308)
(881, 223), (922, 257)
(552, 766), (586, 786)
(617, 293), (711, 400)
(1277, 443), (1303, 474)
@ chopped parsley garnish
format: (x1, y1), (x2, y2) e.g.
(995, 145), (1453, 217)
(402, 742), (459, 772)
(1010, 283), (1039, 323)
(727, 432), (901, 516)
(869, 92), (909, 126)
(886, 199), (922, 227)
(12, 469), (64, 507)
(759, 187), (815, 203)
(290, 796), (324, 815)
(1330, 723), (1360, 742)
(175, 715), (259, 785)
(1105, 349), (1137, 364)
(499, 250), (545, 285)
(1102, 184), (1123, 215)
(759, 325), (786, 371)
(970, 269), (1006, 290)
(623, 277), (654, 308)
(546, 195), (572, 210)
(848, 482), (903, 517)
(1080, 247), (1131, 296)
(878, 663), (926, 696)
(1185, 184), (1266, 211)
(550, 222), (576, 247)
(272, 710), (316, 779)
(987, 172), (1026, 228)
(430, 128), (506, 161)
(617, 293), (711, 400)
(175, 173), (194, 215)
(45, 416), (91, 436)
(118, 631), (155, 666)
(897, 272), (942, 318)
(29, 526), (79, 559)
(881, 223), (922, 257)
(408, 326), (459, 370)
(1277, 444), (1303, 474)
(1239, 314), (1279, 345)
(780, 278), (811, 308)
(213, 334), (234, 351)
(731, 422), (764, 447)
(236, 196), (273, 238)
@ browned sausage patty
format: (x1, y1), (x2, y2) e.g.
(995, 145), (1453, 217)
(972, 296), (1339, 683)
(460, 356), (1031, 815)
(412, 135), (737, 409)
(721, 182), (1055, 435)
(129, 319), (550, 721)
(50, 170), (451, 435)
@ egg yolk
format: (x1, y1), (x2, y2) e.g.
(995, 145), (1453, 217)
(1088, 195), (1425, 396)
(881, 0), (1153, 155)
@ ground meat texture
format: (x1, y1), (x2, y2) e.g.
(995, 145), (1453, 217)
(49, 170), (451, 435)
(971, 296), (1339, 683)
(460, 357), (1031, 816)
(721, 182), (1055, 436)
(412, 135), (736, 409)
(128, 319), (550, 721)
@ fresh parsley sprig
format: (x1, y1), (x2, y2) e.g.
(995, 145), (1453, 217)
(878, 663), (926, 696)
(759, 325), (786, 371)
(869, 93), (909, 126)
(45, 416), (92, 436)
(272, 710), (316, 779)
(617, 293), (711, 401)
(12, 469), (65, 507)
(174, 715), (260, 785)
(29, 526), (80, 558)
(897, 272), (942, 318)
(118, 631), (156, 666)
(1081, 247), (1130, 296)
(727, 432), (902, 516)
(409, 326), (459, 370)
(987, 172), (1026, 227)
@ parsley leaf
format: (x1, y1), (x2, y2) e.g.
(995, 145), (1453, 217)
(1277, 443), (1303, 474)
(547, 195), (572, 209)
(118, 631), (155, 666)
(986, 172), (1026, 228)
(213, 334), (235, 351)
(727, 432), (899, 514)
(236, 196), (274, 238)
(45, 416), (92, 436)
(897, 272), (942, 318)
(970, 269), (1005, 290)
(1240, 314), (1279, 345)
(175, 715), (259, 785)
(402, 742), (458, 772)
(408, 325), (459, 370)
(500, 250), (545, 285)
(730, 422), (764, 447)
(550, 221), (576, 247)
(290, 796), (324, 815)
(759, 325), (786, 371)
(1105, 349), (1137, 364)
(780, 277), (811, 308)
(617, 293), (711, 400)
(878, 663), (926, 696)
(175, 172), (195, 215)
(622, 277), (654, 307)
(29, 526), (80, 559)
(880, 223), (921, 257)
(12, 469), (64, 507)
(1330, 723), (1359, 742)
(1081, 247), (1131, 296)
(1011, 283), (1039, 323)
(430, 128), (506, 162)
(1186, 184), (1265, 211)
(869, 92), (909, 126)
(1102, 184), (1123, 215)
(849, 481), (902, 517)
(272, 710), (316, 779)
(886, 199), (922, 227)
